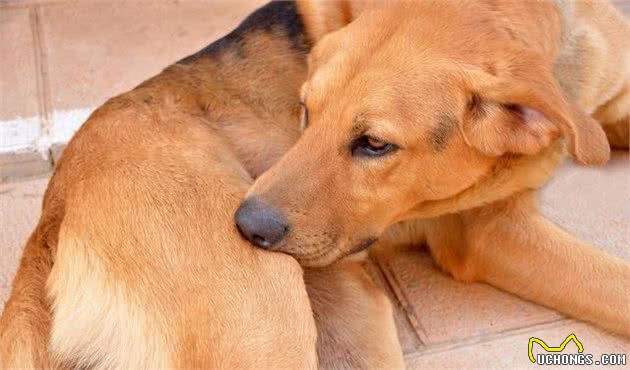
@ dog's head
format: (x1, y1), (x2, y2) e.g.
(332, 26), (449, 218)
(235, 0), (610, 266)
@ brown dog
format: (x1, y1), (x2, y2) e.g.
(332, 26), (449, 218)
(0, 3), (403, 368)
(237, 0), (630, 336)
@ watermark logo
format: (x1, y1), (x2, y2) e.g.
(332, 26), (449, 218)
(528, 334), (584, 363)
(528, 333), (626, 366)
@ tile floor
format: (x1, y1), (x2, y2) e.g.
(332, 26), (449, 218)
(0, 0), (266, 180)
(1, 1), (629, 368)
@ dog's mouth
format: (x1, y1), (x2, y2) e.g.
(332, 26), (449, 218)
(338, 238), (377, 259)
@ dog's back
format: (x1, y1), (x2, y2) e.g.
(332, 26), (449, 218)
(0, 2), (317, 368)
(552, 0), (629, 116)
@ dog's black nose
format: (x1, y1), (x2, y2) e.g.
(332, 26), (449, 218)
(235, 198), (289, 249)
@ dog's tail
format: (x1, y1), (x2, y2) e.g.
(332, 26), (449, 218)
(0, 226), (60, 369)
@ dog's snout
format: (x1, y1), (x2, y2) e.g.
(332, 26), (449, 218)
(235, 198), (289, 249)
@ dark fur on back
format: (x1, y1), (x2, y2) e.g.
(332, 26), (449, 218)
(179, 1), (310, 64)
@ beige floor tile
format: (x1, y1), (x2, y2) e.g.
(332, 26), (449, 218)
(0, 7), (42, 149)
(405, 320), (630, 369)
(40, 0), (266, 142)
(376, 250), (563, 346)
(541, 151), (629, 261)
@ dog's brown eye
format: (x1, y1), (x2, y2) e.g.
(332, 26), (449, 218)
(351, 135), (398, 158)
(299, 101), (308, 130)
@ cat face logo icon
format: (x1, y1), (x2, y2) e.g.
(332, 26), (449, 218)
(528, 333), (584, 363)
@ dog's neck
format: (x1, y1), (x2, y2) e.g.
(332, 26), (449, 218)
(136, 2), (311, 178)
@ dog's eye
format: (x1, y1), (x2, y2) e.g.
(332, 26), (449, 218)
(351, 135), (398, 157)
(299, 101), (308, 130)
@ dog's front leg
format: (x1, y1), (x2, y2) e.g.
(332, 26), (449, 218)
(459, 191), (630, 336)
(304, 258), (405, 370)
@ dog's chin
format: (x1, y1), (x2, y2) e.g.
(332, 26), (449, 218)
(293, 238), (378, 267)
(293, 249), (344, 268)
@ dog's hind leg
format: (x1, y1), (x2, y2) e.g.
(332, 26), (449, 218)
(304, 258), (404, 370)
(458, 191), (630, 336)
(0, 229), (60, 369)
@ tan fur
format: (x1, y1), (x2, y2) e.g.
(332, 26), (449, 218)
(244, 0), (630, 336)
(305, 259), (404, 370)
(0, 232), (60, 369)
(2, 34), (317, 368)
(0, 7), (403, 367)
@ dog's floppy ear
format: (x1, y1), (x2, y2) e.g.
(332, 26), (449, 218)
(463, 57), (610, 165)
(296, 0), (362, 43)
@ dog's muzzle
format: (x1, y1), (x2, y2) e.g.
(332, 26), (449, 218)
(235, 198), (289, 249)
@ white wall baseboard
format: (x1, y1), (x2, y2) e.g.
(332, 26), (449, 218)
(0, 107), (95, 181)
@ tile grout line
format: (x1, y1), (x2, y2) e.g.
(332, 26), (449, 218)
(373, 256), (427, 346)
(403, 318), (573, 360)
(366, 257), (425, 351)
(0, 0), (69, 10)
(29, 5), (54, 166)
